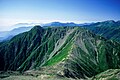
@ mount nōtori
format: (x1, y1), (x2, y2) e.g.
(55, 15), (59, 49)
(0, 24), (120, 79)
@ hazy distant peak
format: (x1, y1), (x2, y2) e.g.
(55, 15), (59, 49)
(12, 23), (41, 28)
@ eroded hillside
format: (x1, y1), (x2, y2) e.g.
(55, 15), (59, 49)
(0, 26), (120, 79)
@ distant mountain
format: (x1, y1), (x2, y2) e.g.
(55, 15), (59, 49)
(0, 26), (33, 41)
(0, 26), (120, 79)
(83, 20), (120, 41)
(42, 22), (90, 27)
(0, 22), (91, 42)
(84, 20), (120, 27)
(0, 37), (5, 42)
(12, 23), (42, 28)
(0, 20), (120, 42)
(42, 22), (78, 26)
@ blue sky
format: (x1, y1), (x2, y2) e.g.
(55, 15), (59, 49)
(0, 0), (120, 31)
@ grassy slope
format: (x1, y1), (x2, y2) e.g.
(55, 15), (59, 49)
(44, 39), (73, 66)
(63, 28), (120, 78)
(0, 26), (120, 80)
(84, 21), (120, 42)
(43, 27), (77, 66)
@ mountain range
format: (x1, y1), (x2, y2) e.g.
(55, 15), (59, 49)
(42, 22), (90, 27)
(1, 20), (120, 42)
(0, 22), (91, 42)
(0, 27), (33, 42)
(0, 20), (120, 79)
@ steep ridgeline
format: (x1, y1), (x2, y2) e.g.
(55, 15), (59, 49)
(0, 26), (120, 79)
(83, 20), (120, 42)
(0, 26), (76, 71)
(63, 29), (120, 78)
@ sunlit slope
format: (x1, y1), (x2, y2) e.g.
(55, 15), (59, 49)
(84, 20), (120, 42)
(0, 26), (76, 72)
(63, 29), (120, 78)
(0, 26), (120, 79)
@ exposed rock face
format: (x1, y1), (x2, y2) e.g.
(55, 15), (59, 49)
(0, 26), (120, 79)
(63, 29), (120, 78)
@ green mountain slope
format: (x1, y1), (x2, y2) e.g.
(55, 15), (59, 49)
(0, 26), (76, 71)
(63, 29), (120, 78)
(0, 26), (120, 79)
(83, 20), (120, 42)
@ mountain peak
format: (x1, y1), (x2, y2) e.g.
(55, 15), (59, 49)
(103, 20), (115, 23)
(31, 25), (43, 31)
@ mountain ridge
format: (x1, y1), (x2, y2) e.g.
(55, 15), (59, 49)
(1, 20), (119, 42)
(83, 20), (120, 42)
(0, 25), (120, 79)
